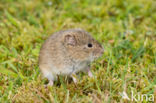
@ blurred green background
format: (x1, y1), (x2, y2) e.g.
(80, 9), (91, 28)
(0, 0), (156, 102)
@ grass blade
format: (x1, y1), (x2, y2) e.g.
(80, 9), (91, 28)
(0, 67), (18, 78)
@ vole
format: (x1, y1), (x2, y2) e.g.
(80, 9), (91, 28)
(39, 28), (104, 86)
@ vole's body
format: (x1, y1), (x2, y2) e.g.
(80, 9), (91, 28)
(39, 29), (103, 85)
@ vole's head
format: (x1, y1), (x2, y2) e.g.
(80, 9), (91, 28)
(62, 29), (104, 62)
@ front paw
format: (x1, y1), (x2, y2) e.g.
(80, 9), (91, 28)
(88, 70), (93, 77)
(71, 74), (78, 83)
(44, 80), (54, 88)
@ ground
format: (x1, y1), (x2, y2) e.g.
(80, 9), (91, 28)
(0, 0), (156, 103)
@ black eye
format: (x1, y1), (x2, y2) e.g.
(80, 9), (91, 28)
(88, 43), (92, 48)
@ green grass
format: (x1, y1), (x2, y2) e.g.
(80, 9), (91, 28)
(0, 0), (156, 102)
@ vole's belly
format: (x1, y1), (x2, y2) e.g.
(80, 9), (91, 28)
(51, 61), (89, 75)
(50, 65), (73, 75)
(74, 61), (89, 73)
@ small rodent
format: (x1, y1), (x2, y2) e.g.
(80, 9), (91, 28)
(39, 28), (104, 86)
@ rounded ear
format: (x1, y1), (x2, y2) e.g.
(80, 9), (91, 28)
(64, 34), (76, 46)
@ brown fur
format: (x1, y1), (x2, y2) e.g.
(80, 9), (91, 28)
(39, 28), (104, 82)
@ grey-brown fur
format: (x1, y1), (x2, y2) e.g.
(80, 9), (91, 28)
(39, 28), (104, 85)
